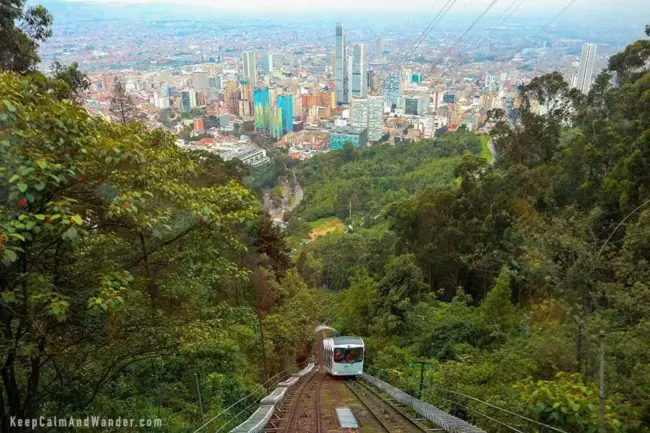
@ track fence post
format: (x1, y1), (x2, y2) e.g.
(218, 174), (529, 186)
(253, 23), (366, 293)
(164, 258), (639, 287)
(599, 331), (606, 433)
(195, 373), (205, 423)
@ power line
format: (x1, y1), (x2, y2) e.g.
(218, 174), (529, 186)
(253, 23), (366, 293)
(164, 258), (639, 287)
(397, 2), (443, 64)
(442, 0), (500, 59)
(490, 0), (520, 29)
(468, 0), (525, 51)
(534, 0), (580, 36)
(400, 0), (456, 65)
(399, 0), (460, 66)
(530, 0), (580, 71)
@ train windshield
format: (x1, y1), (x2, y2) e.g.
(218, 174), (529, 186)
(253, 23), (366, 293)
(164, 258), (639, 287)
(333, 347), (364, 363)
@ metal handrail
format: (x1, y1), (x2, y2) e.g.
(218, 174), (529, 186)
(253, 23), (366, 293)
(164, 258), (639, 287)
(193, 363), (303, 433)
(366, 364), (568, 433)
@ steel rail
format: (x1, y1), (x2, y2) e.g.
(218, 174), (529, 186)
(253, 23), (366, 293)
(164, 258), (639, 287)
(283, 370), (321, 433)
(346, 379), (429, 433)
(315, 372), (326, 433)
(344, 380), (393, 433)
(354, 379), (431, 432)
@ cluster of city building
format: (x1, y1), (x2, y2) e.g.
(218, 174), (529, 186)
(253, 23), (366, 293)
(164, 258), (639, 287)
(79, 22), (602, 166)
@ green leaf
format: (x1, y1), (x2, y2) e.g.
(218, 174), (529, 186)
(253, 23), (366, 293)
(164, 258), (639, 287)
(17, 183), (27, 193)
(1, 291), (16, 303)
(36, 159), (48, 169)
(9, 175), (19, 183)
(64, 227), (78, 241)
(34, 214), (45, 221)
(71, 215), (83, 225)
(20, 166), (34, 176)
(34, 182), (46, 191)
(8, 233), (25, 241)
(2, 100), (16, 113)
(2, 250), (18, 266)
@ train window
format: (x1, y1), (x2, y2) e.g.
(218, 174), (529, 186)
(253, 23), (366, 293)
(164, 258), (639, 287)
(334, 347), (363, 363)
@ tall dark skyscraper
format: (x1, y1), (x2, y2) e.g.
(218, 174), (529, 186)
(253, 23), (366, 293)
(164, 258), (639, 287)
(335, 23), (349, 105)
(352, 43), (367, 98)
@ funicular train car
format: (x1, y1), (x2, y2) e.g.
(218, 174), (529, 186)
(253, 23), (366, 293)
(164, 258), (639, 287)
(322, 336), (364, 376)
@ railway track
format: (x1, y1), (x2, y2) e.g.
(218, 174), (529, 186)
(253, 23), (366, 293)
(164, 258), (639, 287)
(345, 379), (433, 433)
(283, 369), (326, 433)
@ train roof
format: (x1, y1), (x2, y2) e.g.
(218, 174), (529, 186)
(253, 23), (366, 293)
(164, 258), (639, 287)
(333, 336), (364, 347)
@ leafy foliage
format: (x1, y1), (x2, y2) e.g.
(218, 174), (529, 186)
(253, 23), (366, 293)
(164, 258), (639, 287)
(305, 29), (650, 433)
(0, 72), (318, 431)
(0, 0), (52, 73)
(110, 78), (136, 124)
(290, 133), (482, 224)
(49, 61), (91, 103)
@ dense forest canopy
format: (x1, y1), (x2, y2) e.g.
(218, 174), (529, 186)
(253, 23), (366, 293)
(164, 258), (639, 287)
(294, 28), (650, 433)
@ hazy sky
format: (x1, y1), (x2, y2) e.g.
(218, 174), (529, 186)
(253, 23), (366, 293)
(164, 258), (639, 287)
(69, 0), (650, 15)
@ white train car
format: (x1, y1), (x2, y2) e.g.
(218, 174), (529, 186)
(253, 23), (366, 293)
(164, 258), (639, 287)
(322, 336), (364, 376)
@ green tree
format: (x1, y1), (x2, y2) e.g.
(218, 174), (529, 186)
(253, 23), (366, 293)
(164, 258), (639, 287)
(0, 72), (261, 430)
(49, 61), (90, 103)
(0, 0), (52, 73)
(109, 78), (136, 124)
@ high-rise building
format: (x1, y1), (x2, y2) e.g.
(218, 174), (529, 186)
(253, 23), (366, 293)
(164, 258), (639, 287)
(192, 72), (209, 92)
(335, 23), (349, 105)
(352, 44), (367, 98)
(224, 82), (241, 116)
(292, 93), (302, 118)
(181, 91), (192, 113)
(189, 90), (198, 109)
(351, 98), (368, 130)
(575, 43), (597, 94)
(405, 97), (427, 115)
(351, 96), (384, 142)
(242, 51), (257, 86)
(367, 96), (384, 141)
(253, 87), (271, 130)
(240, 82), (254, 102)
(383, 72), (402, 106)
(261, 53), (274, 75)
(238, 100), (253, 118)
(253, 87), (270, 109)
(277, 94), (294, 134)
(214, 74), (224, 91)
(367, 70), (376, 91)
(346, 51), (353, 103)
(375, 39), (384, 58)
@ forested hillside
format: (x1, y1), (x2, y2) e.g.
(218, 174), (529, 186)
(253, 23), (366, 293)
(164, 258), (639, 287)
(296, 30), (650, 433)
(0, 73), (318, 431)
(286, 133), (484, 239)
